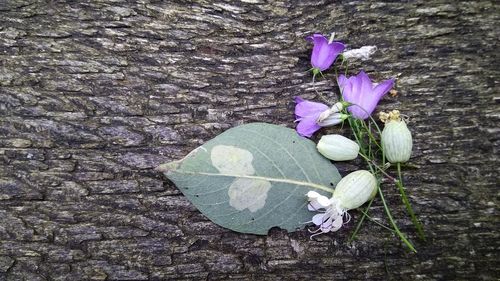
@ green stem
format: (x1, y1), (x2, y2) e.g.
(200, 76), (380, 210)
(358, 209), (396, 233)
(349, 196), (375, 241)
(396, 163), (426, 241)
(358, 152), (396, 182)
(378, 185), (417, 252)
(361, 119), (383, 152)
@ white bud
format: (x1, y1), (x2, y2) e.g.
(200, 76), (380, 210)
(317, 134), (359, 161)
(382, 119), (413, 163)
(333, 170), (377, 210)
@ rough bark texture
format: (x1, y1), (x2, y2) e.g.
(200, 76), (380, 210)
(0, 0), (498, 280)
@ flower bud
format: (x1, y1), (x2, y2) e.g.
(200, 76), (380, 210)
(332, 170), (377, 210)
(317, 134), (359, 161)
(381, 110), (412, 163)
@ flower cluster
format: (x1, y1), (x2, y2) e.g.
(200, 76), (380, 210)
(296, 33), (423, 250)
(307, 170), (376, 237)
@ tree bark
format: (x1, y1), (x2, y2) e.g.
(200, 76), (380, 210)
(0, 0), (498, 280)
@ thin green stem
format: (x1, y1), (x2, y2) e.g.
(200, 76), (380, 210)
(349, 196), (375, 241)
(361, 119), (383, 152)
(358, 209), (396, 233)
(396, 162), (426, 241)
(358, 152), (397, 182)
(378, 185), (417, 252)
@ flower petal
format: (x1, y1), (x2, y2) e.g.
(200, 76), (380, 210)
(358, 71), (374, 96)
(317, 113), (344, 127)
(307, 191), (321, 199)
(312, 213), (326, 226)
(330, 42), (345, 58)
(316, 195), (331, 208)
(373, 78), (395, 99)
(309, 35), (329, 70)
(331, 215), (343, 231)
(341, 71), (391, 120)
(341, 76), (357, 104)
(294, 98), (328, 118)
(296, 115), (322, 137)
(308, 200), (327, 211)
(338, 74), (348, 89)
(307, 34), (344, 71)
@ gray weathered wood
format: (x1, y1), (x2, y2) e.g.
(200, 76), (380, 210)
(0, 0), (498, 280)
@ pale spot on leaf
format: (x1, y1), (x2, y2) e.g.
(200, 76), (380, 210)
(228, 178), (271, 212)
(211, 145), (271, 212)
(211, 145), (255, 175)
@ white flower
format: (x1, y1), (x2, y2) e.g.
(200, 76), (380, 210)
(317, 134), (360, 161)
(306, 191), (331, 211)
(316, 113), (349, 127)
(306, 170), (377, 238)
(316, 102), (350, 126)
(343, 46), (377, 61)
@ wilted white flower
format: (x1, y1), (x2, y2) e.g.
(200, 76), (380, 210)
(317, 134), (360, 161)
(316, 113), (349, 127)
(306, 170), (377, 237)
(343, 46), (377, 60)
(380, 110), (412, 163)
(316, 101), (350, 126)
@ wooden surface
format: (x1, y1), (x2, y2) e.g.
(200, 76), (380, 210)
(0, 0), (498, 280)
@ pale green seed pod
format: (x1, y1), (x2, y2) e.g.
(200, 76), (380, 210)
(316, 134), (360, 161)
(332, 170), (377, 210)
(382, 119), (413, 163)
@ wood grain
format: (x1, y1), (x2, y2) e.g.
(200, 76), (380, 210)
(0, 0), (498, 280)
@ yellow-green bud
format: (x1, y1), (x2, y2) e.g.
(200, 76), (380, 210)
(316, 134), (359, 161)
(381, 110), (412, 163)
(332, 170), (377, 210)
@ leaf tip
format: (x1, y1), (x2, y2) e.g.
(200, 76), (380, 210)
(155, 161), (180, 174)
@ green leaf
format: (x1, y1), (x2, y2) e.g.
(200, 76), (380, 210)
(158, 123), (341, 235)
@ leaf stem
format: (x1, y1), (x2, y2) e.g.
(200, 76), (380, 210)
(396, 162), (426, 241)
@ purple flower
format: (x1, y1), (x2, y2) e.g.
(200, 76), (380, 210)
(338, 71), (395, 120)
(294, 97), (347, 137)
(306, 34), (345, 72)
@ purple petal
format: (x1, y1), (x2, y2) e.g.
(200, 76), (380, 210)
(337, 74), (347, 88)
(296, 115), (322, 137)
(306, 33), (326, 42)
(341, 71), (390, 120)
(342, 75), (361, 105)
(349, 94), (376, 120)
(309, 36), (329, 70)
(358, 71), (374, 96)
(315, 42), (345, 71)
(294, 96), (305, 104)
(373, 78), (395, 99)
(294, 98), (328, 118)
(330, 42), (346, 57)
(308, 34), (344, 71)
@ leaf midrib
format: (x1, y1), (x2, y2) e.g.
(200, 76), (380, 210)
(175, 170), (335, 193)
